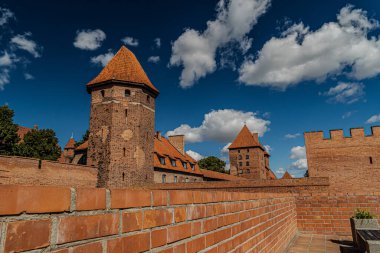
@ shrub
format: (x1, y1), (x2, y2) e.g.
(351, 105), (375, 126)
(353, 209), (375, 219)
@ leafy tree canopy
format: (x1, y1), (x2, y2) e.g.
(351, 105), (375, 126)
(0, 105), (19, 155)
(198, 156), (227, 174)
(16, 129), (61, 161)
(75, 129), (89, 147)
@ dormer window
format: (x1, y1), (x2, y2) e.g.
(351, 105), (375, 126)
(190, 163), (195, 171)
(182, 162), (187, 169)
(125, 89), (131, 97)
(170, 159), (176, 167)
(159, 156), (165, 165)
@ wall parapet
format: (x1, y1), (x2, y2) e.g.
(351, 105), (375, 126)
(0, 185), (297, 253)
(304, 126), (380, 141)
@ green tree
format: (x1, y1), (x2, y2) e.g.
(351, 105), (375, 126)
(0, 105), (19, 155)
(198, 156), (227, 174)
(16, 128), (61, 160)
(75, 129), (89, 147)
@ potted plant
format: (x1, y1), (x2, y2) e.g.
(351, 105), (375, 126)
(350, 209), (379, 247)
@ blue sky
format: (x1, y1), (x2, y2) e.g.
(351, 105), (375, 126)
(1, 0), (380, 178)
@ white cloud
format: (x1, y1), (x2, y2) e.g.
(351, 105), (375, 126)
(91, 50), (114, 67)
(121, 36), (139, 47)
(148, 56), (160, 63)
(11, 33), (42, 57)
(0, 52), (16, 90)
(170, 0), (270, 88)
(73, 29), (106, 50)
(24, 73), (34, 80)
(366, 114), (380, 124)
(276, 167), (285, 175)
(221, 142), (232, 154)
(0, 52), (13, 67)
(239, 5), (380, 90)
(284, 133), (301, 139)
(154, 38), (161, 48)
(290, 146), (307, 170)
(166, 109), (270, 143)
(0, 68), (10, 90)
(264, 145), (271, 153)
(0, 7), (14, 26)
(321, 82), (365, 104)
(186, 150), (204, 161)
(342, 111), (356, 119)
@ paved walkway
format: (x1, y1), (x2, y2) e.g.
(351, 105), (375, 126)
(286, 234), (359, 253)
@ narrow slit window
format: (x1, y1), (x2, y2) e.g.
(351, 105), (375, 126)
(147, 95), (150, 103)
(125, 109), (128, 124)
(101, 90), (105, 97)
(369, 156), (373, 164)
(122, 172), (125, 181)
(162, 174), (166, 183)
(123, 148), (126, 157)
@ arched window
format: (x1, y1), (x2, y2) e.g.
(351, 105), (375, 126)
(238, 155), (242, 160)
(162, 174), (166, 183)
(174, 176), (178, 183)
(246, 169), (250, 174)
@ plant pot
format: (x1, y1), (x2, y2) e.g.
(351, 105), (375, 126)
(350, 218), (379, 247)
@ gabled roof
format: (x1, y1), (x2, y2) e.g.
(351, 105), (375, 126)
(282, 171), (293, 179)
(200, 169), (247, 181)
(228, 125), (263, 149)
(86, 46), (159, 93)
(75, 141), (88, 151)
(64, 137), (76, 149)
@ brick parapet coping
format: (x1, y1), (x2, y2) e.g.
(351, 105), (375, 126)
(0, 185), (297, 253)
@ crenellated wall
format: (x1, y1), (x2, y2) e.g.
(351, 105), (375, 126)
(0, 155), (98, 187)
(305, 126), (380, 192)
(0, 185), (297, 253)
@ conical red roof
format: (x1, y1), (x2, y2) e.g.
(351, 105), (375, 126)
(228, 125), (262, 149)
(64, 137), (76, 149)
(282, 171), (293, 179)
(87, 46), (159, 93)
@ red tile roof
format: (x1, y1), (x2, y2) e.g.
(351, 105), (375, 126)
(64, 137), (76, 149)
(86, 46), (159, 93)
(267, 169), (277, 180)
(17, 126), (32, 140)
(154, 136), (203, 175)
(200, 169), (247, 181)
(228, 125), (264, 149)
(282, 171), (293, 179)
(75, 141), (88, 151)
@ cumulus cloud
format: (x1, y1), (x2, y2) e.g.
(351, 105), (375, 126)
(221, 142), (232, 154)
(0, 52), (17, 89)
(0, 52), (13, 67)
(148, 56), (160, 63)
(264, 145), (271, 153)
(284, 133), (301, 139)
(239, 5), (380, 90)
(366, 114), (380, 124)
(90, 50), (114, 67)
(11, 33), (42, 57)
(0, 68), (10, 90)
(154, 38), (161, 48)
(186, 150), (204, 161)
(290, 146), (307, 170)
(121, 36), (139, 47)
(0, 7), (14, 26)
(170, 0), (270, 88)
(166, 109), (270, 143)
(320, 82), (365, 104)
(73, 29), (106, 50)
(276, 167), (285, 175)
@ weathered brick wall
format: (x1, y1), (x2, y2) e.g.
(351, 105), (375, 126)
(0, 155), (97, 187)
(296, 192), (380, 236)
(305, 126), (380, 192)
(0, 185), (297, 253)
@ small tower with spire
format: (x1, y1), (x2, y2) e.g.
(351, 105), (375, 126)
(62, 137), (76, 163)
(86, 46), (159, 188)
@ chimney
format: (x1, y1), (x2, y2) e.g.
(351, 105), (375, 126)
(155, 131), (162, 140)
(168, 135), (185, 154)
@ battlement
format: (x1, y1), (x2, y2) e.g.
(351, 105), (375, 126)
(304, 126), (380, 141)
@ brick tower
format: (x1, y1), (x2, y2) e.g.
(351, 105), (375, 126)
(86, 46), (159, 188)
(228, 125), (270, 179)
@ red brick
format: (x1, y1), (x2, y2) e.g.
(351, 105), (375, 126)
(173, 243), (186, 253)
(174, 207), (186, 223)
(143, 209), (173, 229)
(204, 217), (218, 232)
(57, 213), (119, 244)
(72, 242), (103, 253)
(167, 223), (191, 243)
(169, 190), (193, 205)
(187, 205), (206, 220)
(49, 250), (69, 253)
(156, 249), (173, 253)
(191, 220), (203, 236)
(187, 236), (206, 253)
(122, 211), (142, 232)
(4, 219), (51, 253)
(0, 185), (70, 215)
(76, 188), (106, 211)
(111, 189), (151, 208)
(107, 232), (150, 253)
(152, 190), (167, 206)
(151, 228), (167, 248)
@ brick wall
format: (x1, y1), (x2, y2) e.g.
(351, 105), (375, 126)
(0, 155), (97, 187)
(0, 185), (297, 253)
(296, 192), (380, 236)
(305, 127), (380, 192)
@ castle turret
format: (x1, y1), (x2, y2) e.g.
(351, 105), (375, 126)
(86, 46), (159, 188)
(62, 137), (76, 163)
